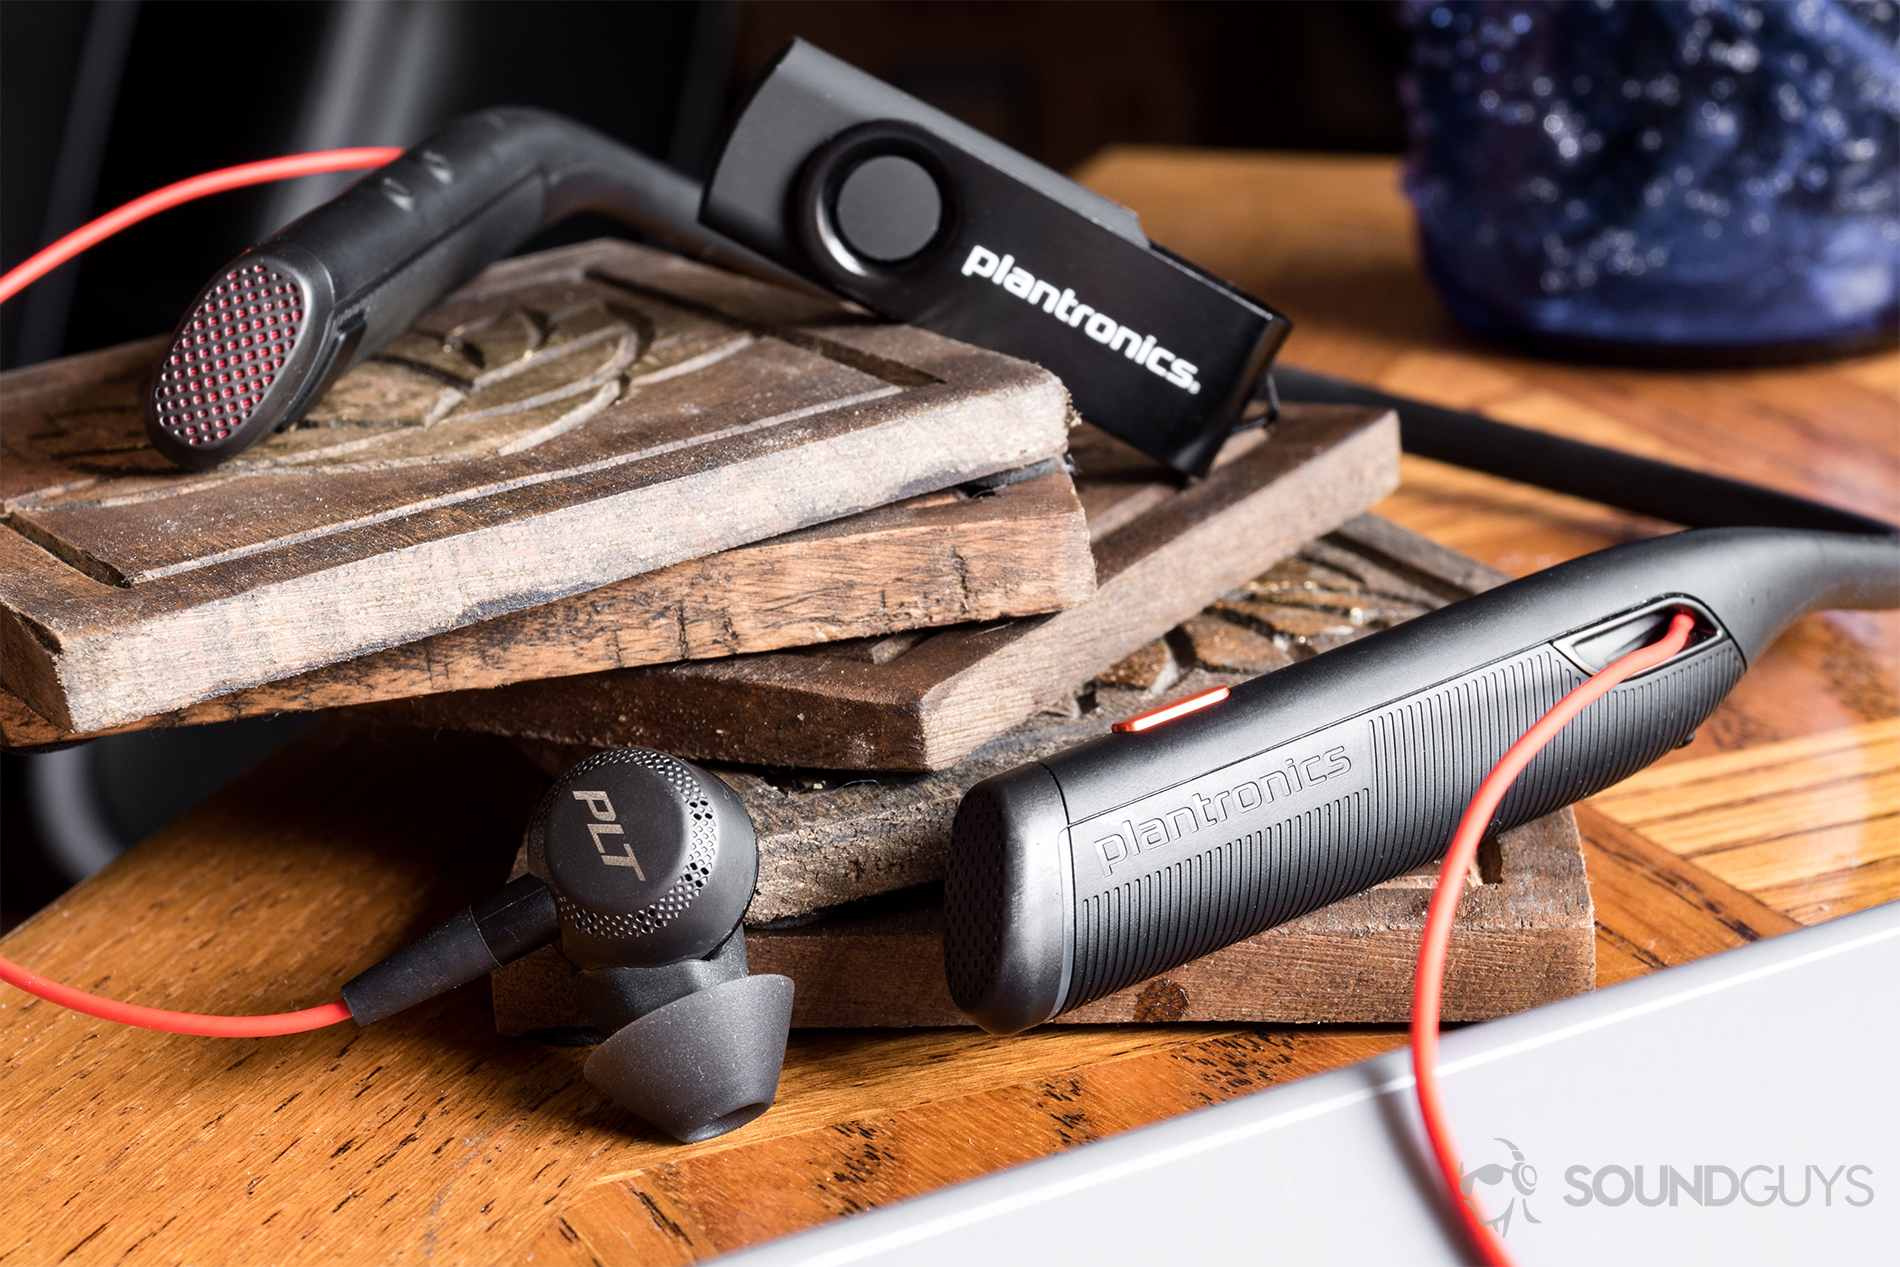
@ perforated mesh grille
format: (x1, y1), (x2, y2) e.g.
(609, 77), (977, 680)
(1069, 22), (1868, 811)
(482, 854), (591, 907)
(152, 263), (302, 447)
(943, 787), (1009, 1011)
(545, 749), (718, 940)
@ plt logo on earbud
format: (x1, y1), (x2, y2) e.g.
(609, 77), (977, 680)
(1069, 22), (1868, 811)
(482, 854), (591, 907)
(572, 790), (645, 877)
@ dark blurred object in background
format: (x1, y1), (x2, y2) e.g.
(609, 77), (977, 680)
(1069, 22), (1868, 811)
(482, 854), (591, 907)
(1, 717), (312, 931)
(1403, 0), (1900, 364)
(1, 0), (730, 372)
(729, 1), (1408, 175)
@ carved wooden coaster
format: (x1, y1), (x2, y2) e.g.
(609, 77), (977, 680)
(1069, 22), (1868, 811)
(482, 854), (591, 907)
(0, 467), (1094, 751)
(491, 513), (1593, 1029)
(364, 404), (1401, 771)
(0, 240), (1069, 735)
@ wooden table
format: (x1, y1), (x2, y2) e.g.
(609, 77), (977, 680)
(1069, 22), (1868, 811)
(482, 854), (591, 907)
(3, 150), (1894, 1266)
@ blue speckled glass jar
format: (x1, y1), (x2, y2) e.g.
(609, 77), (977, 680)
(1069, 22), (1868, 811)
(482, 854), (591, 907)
(1404, 0), (1900, 362)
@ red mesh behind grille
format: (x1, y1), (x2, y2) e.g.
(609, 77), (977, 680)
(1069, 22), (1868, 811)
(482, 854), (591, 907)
(152, 263), (303, 448)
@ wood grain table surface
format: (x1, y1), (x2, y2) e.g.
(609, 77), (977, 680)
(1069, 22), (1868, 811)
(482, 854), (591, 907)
(2, 150), (1894, 1266)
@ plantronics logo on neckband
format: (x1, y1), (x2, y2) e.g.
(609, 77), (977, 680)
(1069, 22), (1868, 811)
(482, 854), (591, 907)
(960, 245), (1202, 395)
(1090, 744), (1353, 877)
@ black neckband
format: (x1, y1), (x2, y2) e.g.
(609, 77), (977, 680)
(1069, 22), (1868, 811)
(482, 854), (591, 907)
(1270, 366), (1896, 538)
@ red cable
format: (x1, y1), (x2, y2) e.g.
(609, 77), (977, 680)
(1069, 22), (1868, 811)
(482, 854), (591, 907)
(0, 147), (403, 305)
(0, 151), (404, 1032)
(0, 148), (396, 1034)
(1411, 610), (1696, 1266)
(0, 953), (351, 1037)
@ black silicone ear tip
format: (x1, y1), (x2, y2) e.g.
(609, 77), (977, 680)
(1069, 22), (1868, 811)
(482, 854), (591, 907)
(583, 973), (795, 1144)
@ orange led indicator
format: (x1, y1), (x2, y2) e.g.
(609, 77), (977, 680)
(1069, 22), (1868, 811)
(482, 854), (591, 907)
(1113, 686), (1231, 734)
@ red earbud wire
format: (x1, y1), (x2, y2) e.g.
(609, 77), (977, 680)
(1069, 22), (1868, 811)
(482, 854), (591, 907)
(0, 147), (403, 306)
(0, 953), (351, 1037)
(0, 148), (403, 1037)
(1412, 610), (1697, 1266)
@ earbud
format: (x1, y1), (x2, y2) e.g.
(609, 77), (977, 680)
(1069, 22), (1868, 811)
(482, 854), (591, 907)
(341, 748), (792, 1143)
(524, 749), (793, 1142)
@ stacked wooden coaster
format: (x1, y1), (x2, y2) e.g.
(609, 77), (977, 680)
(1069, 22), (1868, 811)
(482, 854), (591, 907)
(0, 236), (1397, 766)
(0, 240), (1084, 747)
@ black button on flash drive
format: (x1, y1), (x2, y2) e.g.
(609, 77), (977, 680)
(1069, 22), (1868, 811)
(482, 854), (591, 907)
(834, 155), (942, 262)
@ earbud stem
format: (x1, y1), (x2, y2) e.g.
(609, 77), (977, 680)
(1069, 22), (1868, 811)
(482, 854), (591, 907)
(343, 875), (558, 1025)
(569, 929), (749, 1035)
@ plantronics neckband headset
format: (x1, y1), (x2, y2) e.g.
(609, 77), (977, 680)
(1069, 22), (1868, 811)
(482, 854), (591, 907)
(6, 40), (1894, 1168)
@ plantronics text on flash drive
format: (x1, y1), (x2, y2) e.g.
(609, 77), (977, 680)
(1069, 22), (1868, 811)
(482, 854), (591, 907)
(701, 40), (1293, 477)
